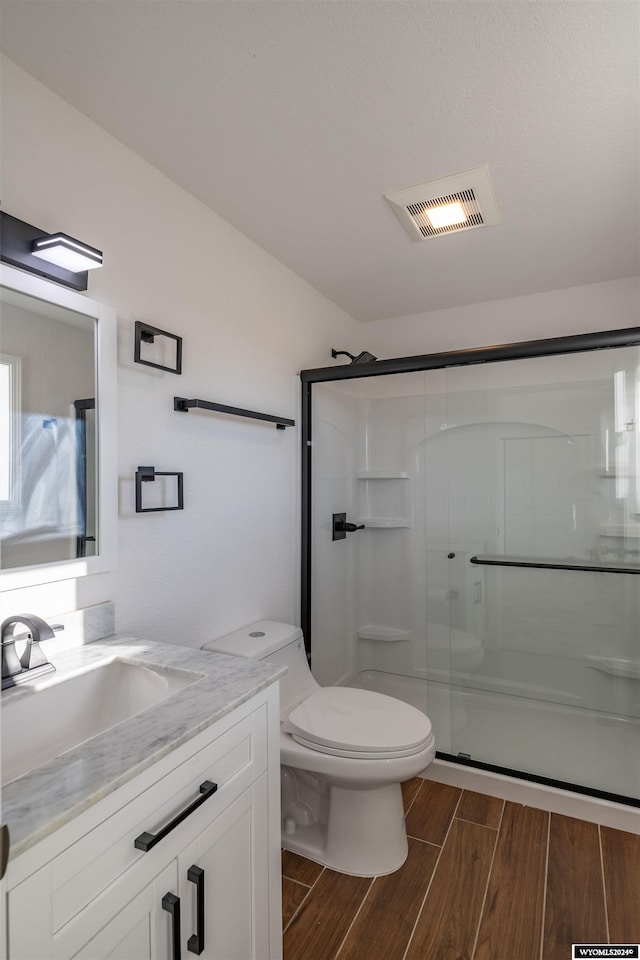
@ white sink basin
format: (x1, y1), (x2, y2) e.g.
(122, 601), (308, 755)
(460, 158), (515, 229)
(1, 659), (197, 784)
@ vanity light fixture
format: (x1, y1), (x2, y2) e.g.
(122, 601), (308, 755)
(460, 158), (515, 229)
(31, 233), (103, 273)
(0, 212), (103, 291)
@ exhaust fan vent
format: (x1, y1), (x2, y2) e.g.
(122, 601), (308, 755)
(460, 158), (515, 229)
(385, 167), (500, 242)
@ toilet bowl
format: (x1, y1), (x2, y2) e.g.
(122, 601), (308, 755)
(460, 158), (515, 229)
(202, 621), (435, 876)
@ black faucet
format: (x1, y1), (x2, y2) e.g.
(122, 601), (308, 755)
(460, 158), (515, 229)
(1, 615), (62, 689)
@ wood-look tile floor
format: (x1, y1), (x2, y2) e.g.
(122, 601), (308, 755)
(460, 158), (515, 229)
(282, 779), (640, 960)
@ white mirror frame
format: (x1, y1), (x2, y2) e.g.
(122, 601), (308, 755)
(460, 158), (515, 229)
(0, 263), (117, 589)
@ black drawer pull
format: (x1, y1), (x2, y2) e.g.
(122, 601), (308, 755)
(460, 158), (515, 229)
(187, 864), (205, 955)
(134, 781), (218, 852)
(162, 892), (181, 960)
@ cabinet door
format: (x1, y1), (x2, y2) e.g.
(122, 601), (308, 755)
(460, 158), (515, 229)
(178, 776), (270, 960)
(1, 877), (8, 960)
(72, 862), (179, 960)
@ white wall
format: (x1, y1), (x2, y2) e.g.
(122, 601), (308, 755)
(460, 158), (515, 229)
(0, 57), (360, 646)
(364, 276), (640, 359)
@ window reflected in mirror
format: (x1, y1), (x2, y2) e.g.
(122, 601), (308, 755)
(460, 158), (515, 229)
(0, 286), (97, 570)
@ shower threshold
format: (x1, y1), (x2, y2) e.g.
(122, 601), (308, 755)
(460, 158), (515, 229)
(350, 670), (640, 808)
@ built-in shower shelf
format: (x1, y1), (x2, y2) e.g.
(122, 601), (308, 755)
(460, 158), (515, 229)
(356, 518), (413, 528)
(357, 626), (411, 642)
(584, 655), (640, 680)
(598, 467), (637, 480)
(356, 471), (409, 480)
(599, 524), (640, 538)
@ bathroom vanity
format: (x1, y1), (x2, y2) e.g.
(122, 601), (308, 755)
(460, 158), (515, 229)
(0, 638), (285, 960)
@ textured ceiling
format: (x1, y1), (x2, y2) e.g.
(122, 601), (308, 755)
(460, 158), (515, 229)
(1, 1), (638, 322)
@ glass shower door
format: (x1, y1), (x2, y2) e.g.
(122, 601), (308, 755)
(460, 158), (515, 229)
(309, 372), (450, 730)
(445, 347), (640, 801)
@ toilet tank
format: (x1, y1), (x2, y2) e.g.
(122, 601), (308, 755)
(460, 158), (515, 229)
(201, 620), (319, 713)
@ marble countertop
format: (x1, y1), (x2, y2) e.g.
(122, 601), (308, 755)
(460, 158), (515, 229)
(1, 636), (285, 859)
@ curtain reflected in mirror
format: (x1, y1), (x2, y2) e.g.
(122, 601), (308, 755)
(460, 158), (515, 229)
(0, 286), (97, 570)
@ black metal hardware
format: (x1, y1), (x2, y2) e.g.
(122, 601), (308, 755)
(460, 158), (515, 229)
(301, 380), (312, 659)
(187, 865), (205, 955)
(331, 347), (377, 365)
(302, 326), (640, 383)
(332, 513), (365, 541)
(77, 537), (97, 556)
(74, 398), (96, 558)
(447, 552), (456, 559)
(134, 321), (183, 375)
(0, 825), (9, 882)
(135, 465), (184, 513)
(162, 892), (181, 960)
(0, 212), (93, 291)
(134, 781), (218, 852)
(469, 555), (640, 575)
(174, 397), (294, 430)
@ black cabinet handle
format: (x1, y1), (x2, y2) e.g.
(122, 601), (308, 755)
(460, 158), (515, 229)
(187, 865), (205, 955)
(134, 781), (218, 852)
(0, 825), (9, 881)
(162, 892), (181, 960)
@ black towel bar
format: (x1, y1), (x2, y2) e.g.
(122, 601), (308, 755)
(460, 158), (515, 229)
(469, 555), (640, 575)
(174, 397), (294, 430)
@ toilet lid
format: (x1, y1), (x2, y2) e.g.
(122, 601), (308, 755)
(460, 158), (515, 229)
(283, 687), (432, 757)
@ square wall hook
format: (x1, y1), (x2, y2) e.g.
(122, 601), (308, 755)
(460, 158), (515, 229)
(135, 465), (184, 512)
(134, 321), (182, 374)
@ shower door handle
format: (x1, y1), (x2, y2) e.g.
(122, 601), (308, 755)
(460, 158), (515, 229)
(332, 513), (365, 540)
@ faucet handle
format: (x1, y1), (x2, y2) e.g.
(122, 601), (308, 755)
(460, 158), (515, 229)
(20, 623), (62, 670)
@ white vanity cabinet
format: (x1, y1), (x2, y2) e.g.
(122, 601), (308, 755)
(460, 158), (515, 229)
(3, 685), (282, 960)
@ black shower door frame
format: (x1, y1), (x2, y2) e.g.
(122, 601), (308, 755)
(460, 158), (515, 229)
(300, 325), (640, 807)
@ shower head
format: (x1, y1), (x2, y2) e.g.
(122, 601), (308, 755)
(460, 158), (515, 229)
(331, 348), (377, 365)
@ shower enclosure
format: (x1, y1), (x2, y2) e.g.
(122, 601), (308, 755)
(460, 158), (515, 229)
(301, 329), (640, 806)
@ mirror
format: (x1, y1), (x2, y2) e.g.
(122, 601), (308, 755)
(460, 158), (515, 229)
(0, 264), (116, 588)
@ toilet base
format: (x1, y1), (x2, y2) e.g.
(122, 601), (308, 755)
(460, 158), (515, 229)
(282, 780), (408, 877)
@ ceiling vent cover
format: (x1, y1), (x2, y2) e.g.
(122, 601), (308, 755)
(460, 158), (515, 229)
(385, 166), (500, 242)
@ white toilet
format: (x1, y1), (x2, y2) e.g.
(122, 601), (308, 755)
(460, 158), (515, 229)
(202, 620), (435, 877)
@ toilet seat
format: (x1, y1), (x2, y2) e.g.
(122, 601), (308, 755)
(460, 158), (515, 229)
(283, 687), (433, 760)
